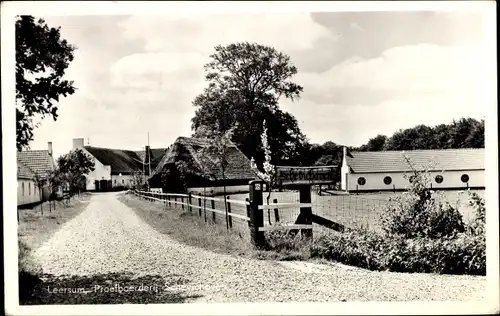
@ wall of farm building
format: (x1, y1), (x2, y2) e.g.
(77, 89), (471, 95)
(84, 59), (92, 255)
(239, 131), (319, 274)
(111, 174), (135, 188)
(82, 149), (111, 191)
(346, 169), (484, 192)
(17, 179), (42, 206)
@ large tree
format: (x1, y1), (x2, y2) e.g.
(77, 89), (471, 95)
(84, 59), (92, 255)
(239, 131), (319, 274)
(191, 42), (307, 167)
(16, 16), (76, 151)
(359, 134), (388, 151)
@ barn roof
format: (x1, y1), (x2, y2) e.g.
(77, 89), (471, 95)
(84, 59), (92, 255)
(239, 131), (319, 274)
(346, 148), (485, 173)
(84, 146), (144, 174)
(17, 150), (55, 178)
(17, 159), (36, 179)
(84, 146), (169, 175)
(151, 136), (257, 181)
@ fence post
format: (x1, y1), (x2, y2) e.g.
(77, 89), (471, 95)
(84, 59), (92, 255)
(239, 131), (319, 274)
(174, 196), (177, 209)
(249, 180), (265, 249)
(211, 200), (216, 223)
(295, 185), (313, 238)
(227, 197), (232, 229)
(188, 193), (192, 212)
(203, 196), (207, 222)
(273, 198), (280, 223)
(198, 197), (202, 217)
(181, 196), (185, 211)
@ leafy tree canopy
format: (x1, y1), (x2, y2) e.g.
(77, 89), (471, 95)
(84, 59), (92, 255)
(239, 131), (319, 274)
(16, 15), (76, 151)
(191, 42), (307, 168)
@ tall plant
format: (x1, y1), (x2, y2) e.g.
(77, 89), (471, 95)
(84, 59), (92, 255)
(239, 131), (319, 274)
(250, 120), (276, 224)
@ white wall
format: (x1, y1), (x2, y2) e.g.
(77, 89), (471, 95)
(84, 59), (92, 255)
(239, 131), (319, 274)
(111, 174), (135, 188)
(17, 179), (42, 206)
(347, 169), (485, 192)
(81, 148), (111, 191)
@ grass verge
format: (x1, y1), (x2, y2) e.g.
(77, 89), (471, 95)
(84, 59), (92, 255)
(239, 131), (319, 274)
(18, 194), (92, 304)
(118, 192), (311, 261)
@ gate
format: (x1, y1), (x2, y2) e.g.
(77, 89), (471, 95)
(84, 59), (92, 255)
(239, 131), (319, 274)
(247, 166), (345, 249)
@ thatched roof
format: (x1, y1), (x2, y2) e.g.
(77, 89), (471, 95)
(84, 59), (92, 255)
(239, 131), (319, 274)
(150, 136), (257, 182)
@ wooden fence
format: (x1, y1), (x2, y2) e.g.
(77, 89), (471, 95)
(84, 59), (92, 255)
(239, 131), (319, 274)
(133, 180), (347, 249)
(133, 190), (251, 229)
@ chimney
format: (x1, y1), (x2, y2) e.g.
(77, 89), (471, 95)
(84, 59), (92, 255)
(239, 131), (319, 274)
(48, 142), (53, 156)
(73, 138), (84, 149)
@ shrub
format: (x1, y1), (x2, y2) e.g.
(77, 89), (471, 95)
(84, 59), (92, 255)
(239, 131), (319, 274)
(311, 230), (485, 275)
(467, 192), (486, 236)
(263, 229), (312, 261)
(380, 159), (465, 239)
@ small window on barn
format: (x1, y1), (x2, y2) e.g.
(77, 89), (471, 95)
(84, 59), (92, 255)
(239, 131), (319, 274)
(29, 182), (31, 195)
(435, 175), (444, 184)
(461, 174), (469, 183)
(22, 182), (25, 196)
(122, 179), (124, 184)
(114, 179), (117, 185)
(383, 176), (392, 185)
(357, 177), (366, 186)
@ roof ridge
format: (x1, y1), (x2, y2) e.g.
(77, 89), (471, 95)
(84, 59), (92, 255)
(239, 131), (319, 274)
(352, 148), (485, 154)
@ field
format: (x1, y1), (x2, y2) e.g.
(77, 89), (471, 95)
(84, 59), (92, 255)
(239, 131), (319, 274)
(228, 189), (485, 232)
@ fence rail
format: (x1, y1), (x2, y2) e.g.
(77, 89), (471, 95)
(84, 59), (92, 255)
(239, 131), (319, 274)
(133, 190), (251, 223)
(132, 182), (390, 249)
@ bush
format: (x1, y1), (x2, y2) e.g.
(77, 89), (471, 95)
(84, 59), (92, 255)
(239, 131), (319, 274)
(310, 158), (486, 276)
(381, 160), (465, 239)
(311, 230), (485, 275)
(467, 192), (485, 236)
(262, 229), (312, 261)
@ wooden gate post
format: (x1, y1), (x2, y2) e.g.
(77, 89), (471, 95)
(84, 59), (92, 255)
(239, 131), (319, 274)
(273, 198), (280, 223)
(296, 185), (313, 238)
(226, 197), (232, 229)
(249, 180), (265, 249)
(188, 193), (192, 212)
(211, 200), (216, 223)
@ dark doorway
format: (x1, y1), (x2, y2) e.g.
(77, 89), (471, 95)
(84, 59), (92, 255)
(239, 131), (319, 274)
(100, 180), (108, 191)
(95, 180), (100, 191)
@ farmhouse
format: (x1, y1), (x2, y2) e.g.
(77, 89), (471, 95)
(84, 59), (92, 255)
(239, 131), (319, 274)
(341, 147), (485, 192)
(17, 142), (56, 206)
(71, 138), (168, 191)
(148, 136), (257, 194)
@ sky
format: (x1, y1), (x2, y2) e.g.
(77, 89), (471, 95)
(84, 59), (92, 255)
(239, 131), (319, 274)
(24, 10), (488, 159)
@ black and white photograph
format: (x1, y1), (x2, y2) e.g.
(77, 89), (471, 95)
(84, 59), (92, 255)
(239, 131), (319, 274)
(2, 1), (498, 315)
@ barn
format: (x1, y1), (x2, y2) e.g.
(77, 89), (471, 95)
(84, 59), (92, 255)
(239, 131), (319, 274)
(71, 138), (168, 191)
(148, 136), (257, 194)
(340, 147), (485, 192)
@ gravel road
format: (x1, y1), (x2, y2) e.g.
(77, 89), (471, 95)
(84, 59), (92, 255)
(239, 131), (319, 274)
(32, 192), (486, 303)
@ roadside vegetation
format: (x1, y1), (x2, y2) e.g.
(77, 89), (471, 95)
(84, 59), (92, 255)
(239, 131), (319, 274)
(123, 159), (486, 277)
(18, 195), (91, 304)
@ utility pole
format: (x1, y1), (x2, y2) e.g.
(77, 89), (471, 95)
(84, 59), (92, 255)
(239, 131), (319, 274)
(148, 132), (151, 176)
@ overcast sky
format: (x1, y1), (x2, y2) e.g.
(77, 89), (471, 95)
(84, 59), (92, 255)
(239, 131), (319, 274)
(26, 10), (487, 159)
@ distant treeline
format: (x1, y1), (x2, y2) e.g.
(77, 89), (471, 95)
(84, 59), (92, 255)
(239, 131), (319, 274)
(304, 118), (485, 167)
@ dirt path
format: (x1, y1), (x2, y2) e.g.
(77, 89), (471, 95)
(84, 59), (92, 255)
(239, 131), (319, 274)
(32, 192), (486, 303)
